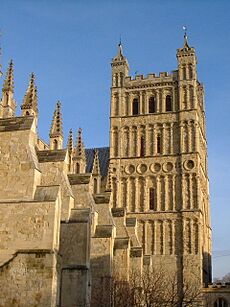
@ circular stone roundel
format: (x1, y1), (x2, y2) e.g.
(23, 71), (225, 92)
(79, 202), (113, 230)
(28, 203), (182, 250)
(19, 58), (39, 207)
(124, 164), (135, 175)
(183, 159), (195, 171)
(162, 162), (174, 173)
(137, 164), (147, 174)
(150, 163), (161, 173)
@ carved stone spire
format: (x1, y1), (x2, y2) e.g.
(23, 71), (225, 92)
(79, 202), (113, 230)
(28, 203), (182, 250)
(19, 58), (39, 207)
(105, 164), (112, 192)
(92, 149), (101, 194)
(21, 73), (38, 118)
(75, 128), (86, 159)
(49, 101), (63, 150)
(3, 60), (14, 92)
(92, 149), (100, 175)
(0, 60), (16, 118)
(67, 128), (74, 173)
(67, 128), (74, 155)
(73, 128), (86, 174)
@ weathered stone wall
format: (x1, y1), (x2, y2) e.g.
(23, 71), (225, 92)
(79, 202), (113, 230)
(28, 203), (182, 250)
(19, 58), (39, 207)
(0, 252), (58, 307)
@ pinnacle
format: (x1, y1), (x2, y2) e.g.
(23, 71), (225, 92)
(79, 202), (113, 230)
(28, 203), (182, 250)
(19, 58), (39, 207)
(49, 101), (63, 138)
(75, 127), (86, 158)
(21, 73), (38, 113)
(67, 128), (74, 154)
(92, 149), (100, 175)
(3, 59), (14, 93)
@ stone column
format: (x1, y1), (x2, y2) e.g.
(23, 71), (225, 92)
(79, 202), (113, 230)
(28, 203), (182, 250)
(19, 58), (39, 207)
(170, 123), (174, 155)
(137, 126), (141, 157)
(145, 124), (150, 156)
(164, 175), (168, 211)
(189, 173), (193, 209)
(194, 121), (199, 152)
(145, 176), (150, 211)
(172, 220), (175, 255)
(156, 176), (161, 211)
(126, 177), (130, 212)
(179, 122), (184, 153)
(162, 124), (166, 155)
(135, 177), (139, 212)
(156, 89), (160, 113)
(172, 175), (176, 211)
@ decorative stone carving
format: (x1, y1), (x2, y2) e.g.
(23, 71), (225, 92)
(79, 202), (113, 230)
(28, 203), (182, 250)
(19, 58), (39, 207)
(137, 163), (147, 174)
(150, 163), (161, 173)
(162, 162), (174, 173)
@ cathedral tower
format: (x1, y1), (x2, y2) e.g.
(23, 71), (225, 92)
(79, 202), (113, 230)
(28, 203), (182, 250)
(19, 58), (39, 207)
(109, 36), (212, 289)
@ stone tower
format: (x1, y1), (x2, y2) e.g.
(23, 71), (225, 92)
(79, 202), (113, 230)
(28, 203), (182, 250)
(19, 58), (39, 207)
(109, 33), (212, 290)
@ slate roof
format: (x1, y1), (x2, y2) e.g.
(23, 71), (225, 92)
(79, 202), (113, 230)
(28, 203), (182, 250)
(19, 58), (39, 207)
(85, 147), (109, 178)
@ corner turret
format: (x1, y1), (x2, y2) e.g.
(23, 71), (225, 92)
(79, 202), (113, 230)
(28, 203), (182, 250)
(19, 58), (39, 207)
(0, 60), (16, 118)
(177, 28), (197, 81)
(49, 101), (63, 150)
(111, 41), (129, 87)
(177, 28), (198, 111)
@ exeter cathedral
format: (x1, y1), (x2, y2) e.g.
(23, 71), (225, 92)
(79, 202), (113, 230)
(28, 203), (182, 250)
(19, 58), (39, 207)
(0, 33), (229, 306)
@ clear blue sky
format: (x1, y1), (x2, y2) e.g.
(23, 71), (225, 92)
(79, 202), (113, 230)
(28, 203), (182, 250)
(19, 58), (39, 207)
(0, 0), (229, 278)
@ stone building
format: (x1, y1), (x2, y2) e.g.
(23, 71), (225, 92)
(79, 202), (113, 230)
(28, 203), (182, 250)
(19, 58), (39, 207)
(0, 34), (229, 306)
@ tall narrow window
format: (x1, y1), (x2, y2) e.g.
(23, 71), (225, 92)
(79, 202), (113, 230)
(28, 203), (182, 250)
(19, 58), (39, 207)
(132, 98), (139, 115)
(166, 95), (172, 112)
(157, 135), (161, 154)
(149, 96), (156, 113)
(53, 139), (58, 150)
(76, 163), (80, 174)
(149, 188), (156, 210)
(140, 136), (145, 157)
(189, 64), (193, 79)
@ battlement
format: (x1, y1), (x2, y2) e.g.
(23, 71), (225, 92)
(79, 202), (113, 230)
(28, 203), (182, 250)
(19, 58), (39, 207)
(124, 70), (178, 86)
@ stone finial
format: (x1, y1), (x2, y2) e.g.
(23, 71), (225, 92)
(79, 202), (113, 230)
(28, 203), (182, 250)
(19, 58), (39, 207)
(92, 149), (101, 175)
(21, 73), (38, 116)
(49, 101), (63, 138)
(67, 128), (74, 155)
(3, 59), (14, 93)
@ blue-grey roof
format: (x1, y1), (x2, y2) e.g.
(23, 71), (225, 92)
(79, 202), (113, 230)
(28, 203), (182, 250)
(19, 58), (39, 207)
(85, 147), (110, 177)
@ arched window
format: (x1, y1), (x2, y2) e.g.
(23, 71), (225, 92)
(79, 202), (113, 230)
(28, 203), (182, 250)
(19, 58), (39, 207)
(140, 136), (145, 157)
(76, 163), (80, 174)
(157, 135), (161, 154)
(166, 95), (172, 112)
(53, 139), (58, 150)
(132, 98), (139, 115)
(26, 111), (30, 116)
(149, 97), (156, 113)
(214, 298), (228, 307)
(149, 188), (156, 210)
